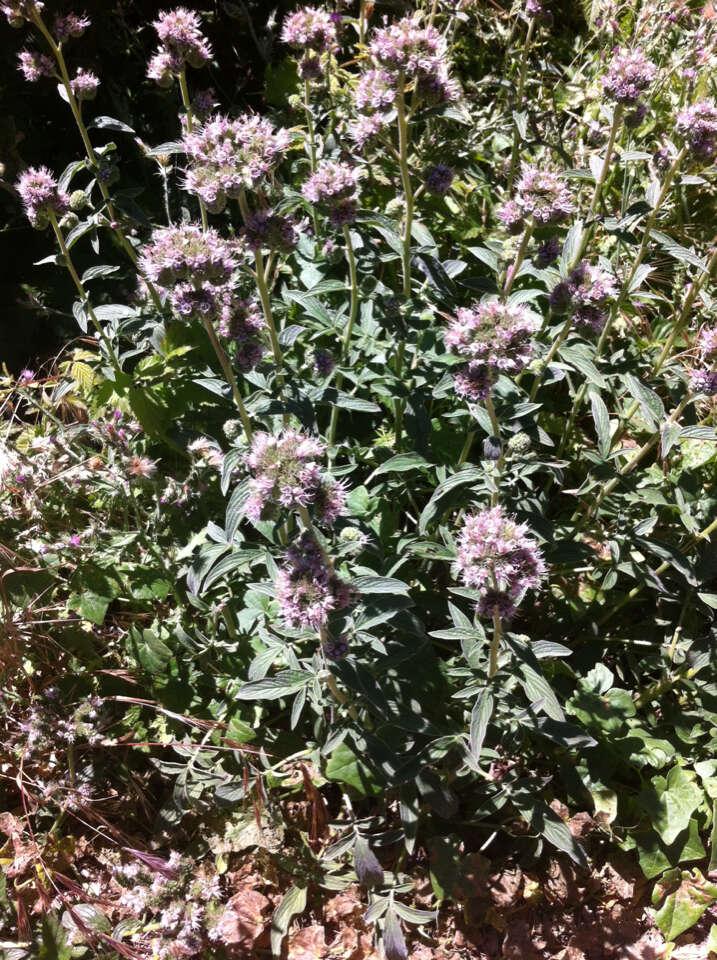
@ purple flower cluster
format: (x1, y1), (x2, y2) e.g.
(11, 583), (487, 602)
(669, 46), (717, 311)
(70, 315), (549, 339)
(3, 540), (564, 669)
(689, 324), (717, 395)
(355, 68), (397, 112)
(54, 11), (90, 41)
(242, 210), (298, 254)
(503, 163), (575, 227)
(550, 262), (618, 333)
(602, 48), (656, 105)
(245, 429), (346, 525)
(17, 48), (54, 82)
(676, 100), (717, 162)
(368, 14), (458, 105)
(281, 6), (336, 52)
(425, 164), (454, 195)
(313, 349), (335, 376)
(455, 505), (545, 619)
(276, 532), (355, 629)
(302, 160), (360, 227)
(537, 235), (561, 267)
(183, 114), (290, 213)
(1, 0), (42, 27)
(447, 301), (538, 400)
(16, 166), (69, 228)
(216, 297), (265, 371)
(139, 224), (239, 322)
(147, 7), (211, 87)
(70, 66), (99, 100)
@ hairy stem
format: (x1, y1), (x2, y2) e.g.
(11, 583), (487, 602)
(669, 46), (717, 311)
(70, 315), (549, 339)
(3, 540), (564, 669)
(201, 317), (254, 444)
(178, 68), (209, 230)
(48, 211), (123, 378)
(507, 17), (536, 191)
(328, 225), (360, 447)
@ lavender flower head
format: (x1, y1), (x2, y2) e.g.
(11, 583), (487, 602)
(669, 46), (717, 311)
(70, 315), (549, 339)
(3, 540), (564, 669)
(245, 429), (346, 526)
(70, 67), (99, 101)
(2, 1), (43, 27)
(183, 114), (290, 212)
(17, 50), (54, 82)
(447, 302), (538, 373)
(447, 302), (538, 403)
(16, 166), (69, 228)
(153, 7), (211, 68)
(277, 532), (355, 629)
(303, 160), (361, 227)
(354, 69), (397, 113)
(676, 100), (717, 162)
(537, 235), (561, 267)
(455, 505), (545, 619)
(514, 163), (575, 225)
(147, 7), (211, 85)
(425, 164), (454, 196)
(281, 6), (337, 52)
(550, 261), (617, 333)
(369, 15), (459, 104)
(54, 12), (90, 41)
(689, 324), (717, 395)
(138, 224), (239, 320)
(242, 210), (297, 254)
(313, 349), (336, 377)
(496, 199), (524, 235)
(602, 48), (656, 105)
(350, 113), (389, 148)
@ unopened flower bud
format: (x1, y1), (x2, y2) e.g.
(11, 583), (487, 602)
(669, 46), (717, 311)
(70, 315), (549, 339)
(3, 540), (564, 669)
(69, 189), (87, 211)
(222, 419), (243, 440)
(508, 431), (532, 454)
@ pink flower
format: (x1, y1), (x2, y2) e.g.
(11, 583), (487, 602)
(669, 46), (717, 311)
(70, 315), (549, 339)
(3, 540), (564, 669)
(281, 6), (337, 52)
(276, 533), (355, 629)
(17, 49), (54, 82)
(455, 506), (545, 618)
(16, 166), (69, 228)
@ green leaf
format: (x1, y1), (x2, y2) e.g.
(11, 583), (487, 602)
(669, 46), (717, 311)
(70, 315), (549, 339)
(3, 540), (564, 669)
(469, 690), (493, 766)
(590, 392), (611, 458)
(236, 672), (309, 701)
(637, 766), (703, 847)
(511, 789), (588, 867)
(419, 468), (483, 534)
(353, 576), (411, 595)
(89, 115), (135, 133)
(270, 884), (307, 957)
(67, 592), (110, 625)
(624, 374), (665, 429)
(707, 923), (717, 956)
(372, 453), (431, 477)
(653, 869), (717, 941)
(325, 742), (381, 797)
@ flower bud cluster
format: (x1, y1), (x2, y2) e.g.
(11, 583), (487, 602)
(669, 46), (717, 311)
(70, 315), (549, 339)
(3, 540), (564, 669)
(245, 429), (346, 525)
(16, 165), (69, 228)
(368, 14), (459, 105)
(455, 505), (545, 619)
(70, 66), (99, 100)
(216, 297), (265, 370)
(147, 7), (211, 87)
(689, 324), (717, 396)
(602, 48), (656, 105)
(550, 261), (618, 333)
(676, 100), (717, 163)
(242, 210), (298, 254)
(447, 301), (538, 401)
(54, 11), (90, 41)
(302, 159), (361, 227)
(501, 163), (575, 228)
(276, 532), (355, 629)
(281, 5), (337, 77)
(1, 1), (43, 27)
(183, 113), (290, 213)
(17, 48), (53, 81)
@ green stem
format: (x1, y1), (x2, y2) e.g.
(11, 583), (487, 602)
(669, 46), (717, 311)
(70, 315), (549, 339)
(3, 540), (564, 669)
(503, 219), (534, 300)
(328, 225), (359, 447)
(488, 613), (502, 679)
(556, 146), (687, 461)
(599, 512), (717, 626)
(458, 430), (475, 465)
(48, 211), (122, 378)
(237, 194), (285, 392)
(588, 107), (623, 219)
(201, 316), (253, 443)
(303, 78), (320, 237)
(529, 315), (572, 401)
(485, 393), (504, 506)
(394, 73), (414, 447)
(507, 17), (536, 191)
(178, 68), (209, 230)
(31, 9), (163, 313)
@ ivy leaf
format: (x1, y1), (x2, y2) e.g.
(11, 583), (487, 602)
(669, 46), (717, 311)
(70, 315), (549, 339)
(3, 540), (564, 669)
(325, 743), (380, 796)
(653, 868), (717, 941)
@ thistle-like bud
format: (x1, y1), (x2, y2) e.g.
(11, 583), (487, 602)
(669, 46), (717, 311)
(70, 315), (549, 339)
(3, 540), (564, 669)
(69, 189), (87, 211)
(222, 419), (243, 441)
(508, 431), (532, 454)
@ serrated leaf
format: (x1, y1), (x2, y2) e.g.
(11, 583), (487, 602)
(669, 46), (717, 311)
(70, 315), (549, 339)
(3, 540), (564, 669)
(236, 672), (309, 701)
